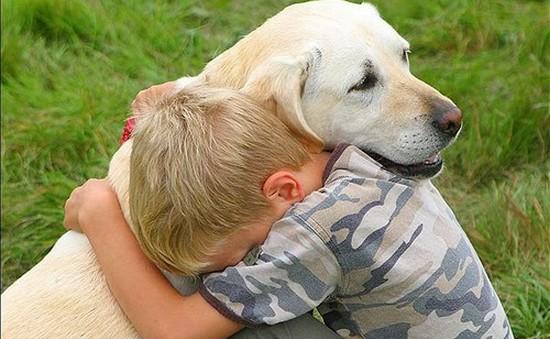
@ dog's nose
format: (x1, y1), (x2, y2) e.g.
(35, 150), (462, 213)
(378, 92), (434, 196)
(432, 107), (462, 137)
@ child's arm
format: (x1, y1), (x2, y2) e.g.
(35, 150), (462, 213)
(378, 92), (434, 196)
(64, 179), (242, 339)
(197, 208), (341, 327)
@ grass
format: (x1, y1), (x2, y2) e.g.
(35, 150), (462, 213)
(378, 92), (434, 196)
(1, 0), (549, 337)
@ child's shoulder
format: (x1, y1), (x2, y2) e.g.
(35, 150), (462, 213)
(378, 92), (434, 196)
(287, 170), (417, 237)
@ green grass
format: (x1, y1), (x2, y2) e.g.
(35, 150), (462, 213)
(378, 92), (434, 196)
(1, 0), (549, 337)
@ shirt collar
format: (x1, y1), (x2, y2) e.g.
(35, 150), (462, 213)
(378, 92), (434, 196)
(322, 143), (406, 185)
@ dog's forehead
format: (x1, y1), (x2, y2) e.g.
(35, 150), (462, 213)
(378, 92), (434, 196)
(280, 1), (408, 54)
(338, 3), (409, 53)
(273, 2), (410, 93)
(315, 20), (407, 73)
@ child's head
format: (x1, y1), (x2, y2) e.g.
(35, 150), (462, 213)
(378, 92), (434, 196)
(129, 86), (311, 276)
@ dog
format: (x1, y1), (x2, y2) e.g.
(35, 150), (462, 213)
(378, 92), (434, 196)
(1, 1), (461, 337)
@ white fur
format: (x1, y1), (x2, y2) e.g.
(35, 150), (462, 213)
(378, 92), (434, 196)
(1, 1), (458, 337)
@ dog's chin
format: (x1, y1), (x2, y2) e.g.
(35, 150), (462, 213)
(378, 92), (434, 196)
(366, 151), (443, 179)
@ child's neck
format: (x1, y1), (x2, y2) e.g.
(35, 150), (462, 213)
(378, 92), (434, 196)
(294, 151), (332, 197)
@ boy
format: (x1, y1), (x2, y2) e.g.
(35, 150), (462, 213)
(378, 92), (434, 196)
(66, 85), (338, 339)
(65, 86), (512, 338)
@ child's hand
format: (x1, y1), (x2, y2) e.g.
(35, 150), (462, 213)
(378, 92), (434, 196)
(64, 179), (123, 233)
(131, 81), (176, 115)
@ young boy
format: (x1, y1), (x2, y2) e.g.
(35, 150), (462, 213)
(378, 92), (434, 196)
(66, 85), (338, 339)
(65, 86), (512, 338)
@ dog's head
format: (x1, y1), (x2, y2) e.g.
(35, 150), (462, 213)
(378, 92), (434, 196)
(201, 0), (462, 179)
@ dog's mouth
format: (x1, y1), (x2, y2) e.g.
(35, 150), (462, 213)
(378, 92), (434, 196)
(366, 151), (443, 179)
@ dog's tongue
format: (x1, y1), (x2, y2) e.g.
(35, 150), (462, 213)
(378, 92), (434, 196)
(119, 116), (136, 145)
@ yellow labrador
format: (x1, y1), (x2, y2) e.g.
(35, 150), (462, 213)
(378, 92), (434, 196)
(1, 1), (461, 337)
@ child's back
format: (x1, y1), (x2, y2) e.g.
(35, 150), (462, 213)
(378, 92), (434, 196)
(201, 144), (512, 339)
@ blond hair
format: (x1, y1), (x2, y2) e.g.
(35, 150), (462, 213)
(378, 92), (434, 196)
(129, 86), (310, 276)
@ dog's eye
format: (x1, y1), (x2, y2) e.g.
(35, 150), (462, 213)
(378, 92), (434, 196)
(402, 49), (411, 63)
(349, 72), (377, 92)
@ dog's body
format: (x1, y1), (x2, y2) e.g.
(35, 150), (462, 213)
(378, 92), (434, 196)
(1, 1), (461, 337)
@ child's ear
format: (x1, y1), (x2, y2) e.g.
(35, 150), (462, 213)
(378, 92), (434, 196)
(262, 171), (304, 204)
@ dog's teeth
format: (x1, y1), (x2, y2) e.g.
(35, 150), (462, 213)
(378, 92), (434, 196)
(423, 154), (440, 165)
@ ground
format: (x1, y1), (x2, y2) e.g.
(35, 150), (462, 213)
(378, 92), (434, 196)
(1, 0), (549, 338)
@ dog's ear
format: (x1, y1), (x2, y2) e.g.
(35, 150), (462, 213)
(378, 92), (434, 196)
(241, 50), (324, 153)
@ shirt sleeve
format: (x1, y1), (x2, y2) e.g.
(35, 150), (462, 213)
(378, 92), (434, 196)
(199, 214), (341, 326)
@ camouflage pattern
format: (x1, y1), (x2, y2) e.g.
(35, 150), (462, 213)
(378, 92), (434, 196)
(201, 144), (513, 338)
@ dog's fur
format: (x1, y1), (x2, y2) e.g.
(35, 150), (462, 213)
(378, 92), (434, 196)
(1, 1), (459, 337)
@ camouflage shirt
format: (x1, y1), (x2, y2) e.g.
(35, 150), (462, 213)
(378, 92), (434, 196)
(200, 144), (513, 338)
